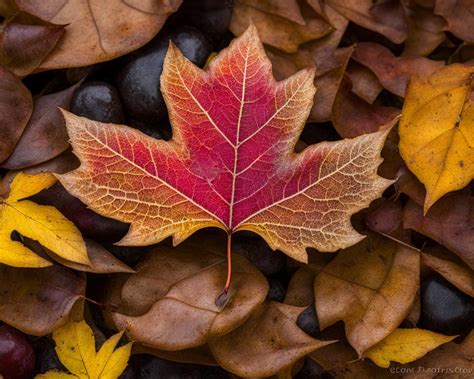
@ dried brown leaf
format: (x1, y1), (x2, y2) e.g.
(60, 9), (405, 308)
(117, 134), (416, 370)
(315, 233), (420, 356)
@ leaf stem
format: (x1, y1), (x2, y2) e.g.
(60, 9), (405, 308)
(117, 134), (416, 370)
(224, 232), (232, 293)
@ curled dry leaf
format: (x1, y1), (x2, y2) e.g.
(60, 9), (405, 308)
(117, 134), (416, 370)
(0, 264), (85, 336)
(58, 26), (392, 262)
(332, 76), (400, 138)
(105, 241), (268, 350)
(422, 248), (474, 297)
(399, 64), (474, 213)
(403, 194), (474, 270)
(0, 172), (88, 267)
(364, 328), (456, 368)
(230, 0), (332, 53)
(37, 320), (132, 379)
(315, 233), (420, 356)
(402, 331), (474, 378)
(284, 267), (318, 307)
(0, 17), (65, 77)
(352, 42), (444, 97)
(209, 301), (334, 377)
(327, 0), (409, 44)
(0, 65), (32, 163)
(2, 82), (81, 170)
(434, 0), (474, 44)
(16, 0), (182, 69)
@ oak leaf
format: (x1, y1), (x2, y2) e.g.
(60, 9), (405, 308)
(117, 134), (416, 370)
(17, 0), (182, 69)
(314, 233), (420, 356)
(364, 328), (455, 368)
(58, 25), (392, 263)
(399, 64), (474, 212)
(0, 172), (88, 267)
(37, 320), (132, 379)
(434, 0), (474, 44)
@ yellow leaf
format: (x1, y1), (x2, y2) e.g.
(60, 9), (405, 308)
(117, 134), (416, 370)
(364, 328), (456, 368)
(399, 64), (474, 213)
(48, 320), (132, 379)
(0, 172), (88, 267)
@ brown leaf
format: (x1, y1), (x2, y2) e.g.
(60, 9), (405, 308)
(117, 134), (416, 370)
(403, 194), (474, 270)
(0, 265), (85, 335)
(269, 45), (353, 122)
(241, 0), (306, 24)
(230, 0), (333, 53)
(105, 240), (268, 350)
(23, 150), (80, 175)
(3, 83), (80, 169)
(16, 0), (182, 69)
(352, 42), (444, 97)
(327, 0), (409, 43)
(309, 341), (392, 378)
(346, 61), (383, 104)
(365, 199), (403, 235)
(332, 76), (400, 138)
(42, 238), (134, 274)
(0, 65), (32, 163)
(284, 267), (317, 307)
(422, 248), (474, 297)
(209, 301), (334, 377)
(403, 0), (446, 56)
(315, 233), (420, 356)
(402, 331), (474, 378)
(0, 17), (65, 76)
(435, 0), (474, 44)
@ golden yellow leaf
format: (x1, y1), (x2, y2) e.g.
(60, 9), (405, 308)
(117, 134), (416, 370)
(37, 320), (132, 379)
(0, 172), (88, 267)
(399, 64), (474, 213)
(364, 328), (456, 368)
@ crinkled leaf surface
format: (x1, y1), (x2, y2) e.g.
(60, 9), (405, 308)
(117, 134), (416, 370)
(0, 264), (85, 336)
(314, 233), (420, 356)
(58, 26), (391, 262)
(399, 64), (474, 212)
(38, 320), (132, 379)
(208, 301), (334, 377)
(364, 328), (455, 368)
(0, 172), (88, 267)
(17, 0), (182, 69)
(105, 238), (268, 350)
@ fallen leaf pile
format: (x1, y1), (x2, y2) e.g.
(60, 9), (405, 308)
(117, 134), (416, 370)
(0, 0), (473, 378)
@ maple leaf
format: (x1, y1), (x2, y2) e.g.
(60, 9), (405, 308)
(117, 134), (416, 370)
(364, 328), (455, 368)
(0, 172), (88, 267)
(399, 64), (474, 213)
(58, 25), (391, 271)
(36, 320), (132, 379)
